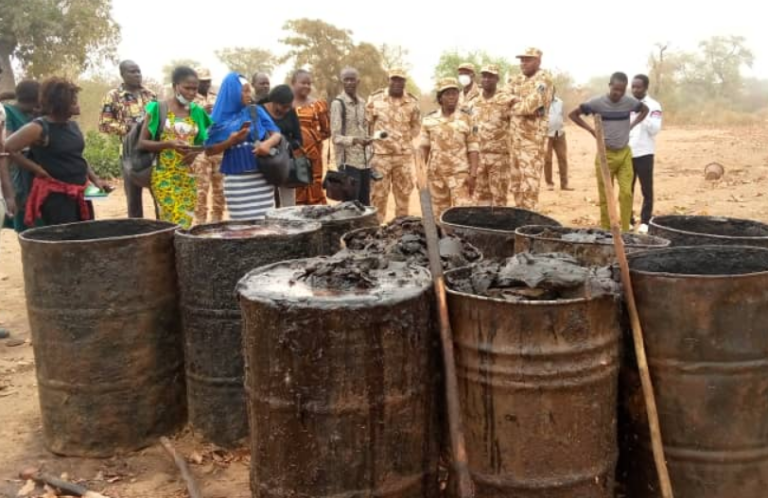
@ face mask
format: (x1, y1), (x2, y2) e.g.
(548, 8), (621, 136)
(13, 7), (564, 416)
(458, 75), (472, 87)
(176, 93), (191, 108)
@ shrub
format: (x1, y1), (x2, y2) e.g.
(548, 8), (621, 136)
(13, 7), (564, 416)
(83, 131), (122, 179)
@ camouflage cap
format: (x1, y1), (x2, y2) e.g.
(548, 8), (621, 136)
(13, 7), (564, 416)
(436, 77), (460, 93)
(196, 67), (212, 81)
(457, 62), (476, 73)
(480, 64), (500, 75)
(516, 48), (543, 59)
(388, 67), (407, 79)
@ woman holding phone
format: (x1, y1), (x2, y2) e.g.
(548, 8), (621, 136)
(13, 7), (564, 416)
(138, 66), (211, 228)
(205, 72), (282, 219)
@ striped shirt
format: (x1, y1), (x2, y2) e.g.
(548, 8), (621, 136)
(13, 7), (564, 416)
(580, 95), (642, 150)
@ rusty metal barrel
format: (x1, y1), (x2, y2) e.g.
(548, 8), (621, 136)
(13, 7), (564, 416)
(445, 266), (621, 498)
(622, 245), (768, 498)
(266, 202), (378, 254)
(441, 207), (560, 259)
(514, 225), (670, 266)
(238, 258), (439, 498)
(19, 219), (185, 457)
(174, 220), (322, 448)
(649, 215), (768, 247)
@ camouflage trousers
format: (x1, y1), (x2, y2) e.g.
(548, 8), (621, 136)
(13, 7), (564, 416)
(193, 153), (225, 224)
(371, 154), (415, 223)
(428, 168), (472, 221)
(474, 152), (510, 207)
(510, 134), (547, 210)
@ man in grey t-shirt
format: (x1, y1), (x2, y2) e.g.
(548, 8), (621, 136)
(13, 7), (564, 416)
(569, 72), (648, 231)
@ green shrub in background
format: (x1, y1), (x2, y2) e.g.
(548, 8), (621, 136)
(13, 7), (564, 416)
(83, 131), (122, 180)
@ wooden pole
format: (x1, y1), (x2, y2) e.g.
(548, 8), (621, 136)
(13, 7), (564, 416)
(593, 115), (674, 498)
(416, 150), (474, 498)
(160, 437), (204, 498)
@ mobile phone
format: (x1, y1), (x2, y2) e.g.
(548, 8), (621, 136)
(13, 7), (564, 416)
(240, 121), (252, 130)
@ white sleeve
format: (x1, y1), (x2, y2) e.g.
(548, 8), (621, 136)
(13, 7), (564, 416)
(643, 100), (662, 137)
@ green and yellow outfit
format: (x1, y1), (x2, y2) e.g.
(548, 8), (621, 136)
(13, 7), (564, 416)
(145, 101), (211, 229)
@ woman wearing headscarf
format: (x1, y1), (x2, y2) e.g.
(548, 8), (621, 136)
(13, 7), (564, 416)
(259, 84), (302, 207)
(291, 70), (330, 205)
(205, 72), (282, 219)
(139, 66), (211, 229)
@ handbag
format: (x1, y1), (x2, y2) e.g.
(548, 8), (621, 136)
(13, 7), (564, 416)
(322, 98), (362, 202)
(283, 151), (312, 188)
(250, 105), (291, 186)
(122, 101), (168, 188)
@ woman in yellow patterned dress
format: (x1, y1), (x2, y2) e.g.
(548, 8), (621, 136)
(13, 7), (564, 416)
(138, 66), (211, 228)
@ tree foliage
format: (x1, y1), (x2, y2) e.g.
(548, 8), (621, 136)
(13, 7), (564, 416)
(215, 47), (276, 77)
(433, 50), (520, 88)
(0, 0), (120, 91)
(161, 59), (202, 85)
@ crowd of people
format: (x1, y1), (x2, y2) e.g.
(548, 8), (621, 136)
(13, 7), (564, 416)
(0, 47), (663, 235)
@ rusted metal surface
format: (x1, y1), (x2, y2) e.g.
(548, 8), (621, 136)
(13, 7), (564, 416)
(266, 204), (379, 254)
(19, 219), (185, 457)
(174, 220), (322, 448)
(514, 225), (670, 266)
(440, 207), (561, 259)
(649, 215), (768, 247)
(445, 267), (621, 498)
(238, 259), (440, 498)
(623, 246), (768, 498)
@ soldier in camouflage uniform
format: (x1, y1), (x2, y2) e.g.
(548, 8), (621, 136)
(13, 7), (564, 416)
(458, 62), (480, 109)
(507, 47), (554, 210)
(192, 68), (225, 224)
(469, 64), (517, 206)
(420, 78), (480, 219)
(366, 68), (421, 222)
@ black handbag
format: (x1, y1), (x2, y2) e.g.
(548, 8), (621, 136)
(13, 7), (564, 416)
(322, 98), (363, 202)
(250, 105), (291, 186)
(284, 152), (312, 188)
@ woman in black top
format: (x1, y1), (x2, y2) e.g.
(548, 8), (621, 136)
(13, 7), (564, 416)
(5, 77), (112, 226)
(259, 85), (302, 207)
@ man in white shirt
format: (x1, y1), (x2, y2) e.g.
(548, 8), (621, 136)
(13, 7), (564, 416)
(544, 94), (572, 190)
(629, 74), (662, 233)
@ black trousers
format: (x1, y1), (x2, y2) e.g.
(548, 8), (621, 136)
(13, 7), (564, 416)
(632, 154), (654, 225)
(343, 165), (372, 206)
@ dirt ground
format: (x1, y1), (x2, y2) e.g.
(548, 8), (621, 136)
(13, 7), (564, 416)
(1, 125), (767, 498)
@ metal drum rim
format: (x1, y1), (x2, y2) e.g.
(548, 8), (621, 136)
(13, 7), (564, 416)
(236, 258), (433, 309)
(444, 266), (606, 306)
(650, 214), (768, 242)
(265, 205), (379, 227)
(19, 219), (178, 245)
(627, 244), (768, 280)
(440, 206), (560, 236)
(515, 224), (671, 249)
(175, 218), (323, 241)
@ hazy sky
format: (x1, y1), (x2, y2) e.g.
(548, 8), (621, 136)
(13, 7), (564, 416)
(112, 0), (765, 91)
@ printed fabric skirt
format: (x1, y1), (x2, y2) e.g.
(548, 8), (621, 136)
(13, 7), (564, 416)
(223, 171), (276, 220)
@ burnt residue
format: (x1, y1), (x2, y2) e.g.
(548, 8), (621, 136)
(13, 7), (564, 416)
(621, 245), (768, 498)
(238, 258), (440, 498)
(649, 215), (768, 247)
(445, 264), (621, 498)
(19, 219), (186, 457)
(440, 206), (561, 259)
(446, 253), (620, 302)
(515, 225), (670, 266)
(174, 219), (323, 448)
(266, 201), (379, 255)
(341, 216), (482, 270)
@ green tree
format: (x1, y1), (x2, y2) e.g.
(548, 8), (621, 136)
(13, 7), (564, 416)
(215, 47), (276, 77)
(161, 59), (202, 85)
(694, 35), (754, 98)
(433, 50), (519, 87)
(0, 0), (120, 92)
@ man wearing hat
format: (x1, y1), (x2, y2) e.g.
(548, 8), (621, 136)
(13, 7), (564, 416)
(420, 77), (480, 218)
(468, 64), (517, 206)
(507, 47), (554, 210)
(458, 63), (480, 108)
(366, 68), (421, 222)
(192, 68), (225, 224)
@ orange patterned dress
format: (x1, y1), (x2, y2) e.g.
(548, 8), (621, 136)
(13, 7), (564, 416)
(295, 99), (331, 205)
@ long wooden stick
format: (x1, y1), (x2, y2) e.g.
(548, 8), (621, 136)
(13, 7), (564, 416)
(594, 115), (674, 498)
(160, 437), (204, 498)
(416, 150), (474, 498)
